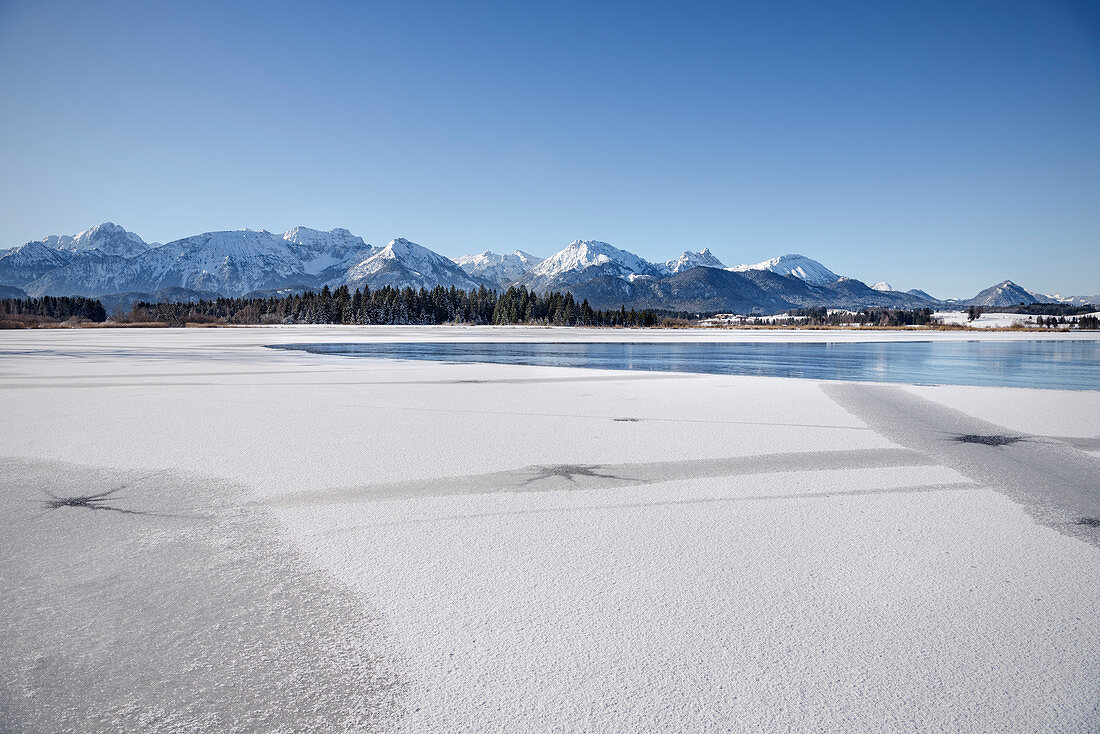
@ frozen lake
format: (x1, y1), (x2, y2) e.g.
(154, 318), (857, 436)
(276, 339), (1100, 390)
(3, 327), (1098, 732)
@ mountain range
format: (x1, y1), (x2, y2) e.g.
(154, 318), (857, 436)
(1, 223), (1094, 314)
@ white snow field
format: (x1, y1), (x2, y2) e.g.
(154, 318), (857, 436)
(934, 310), (1099, 329)
(1, 326), (1098, 732)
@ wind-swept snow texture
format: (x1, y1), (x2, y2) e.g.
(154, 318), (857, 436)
(1, 326), (1098, 732)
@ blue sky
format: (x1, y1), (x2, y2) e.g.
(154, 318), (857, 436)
(1, 0), (1097, 297)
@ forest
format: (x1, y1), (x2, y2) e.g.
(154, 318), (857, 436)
(0, 296), (107, 327)
(121, 285), (666, 327)
(0, 285), (665, 328)
(766, 307), (936, 327)
(3, 288), (1097, 330)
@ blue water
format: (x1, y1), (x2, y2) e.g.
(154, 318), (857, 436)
(274, 340), (1100, 390)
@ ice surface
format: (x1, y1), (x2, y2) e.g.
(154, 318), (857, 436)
(0, 458), (402, 733)
(1, 325), (1098, 732)
(903, 384), (1100, 439)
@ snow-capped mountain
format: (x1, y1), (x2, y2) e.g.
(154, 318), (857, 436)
(4, 224), (488, 297)
(26, 229), (305, 298)
(0, 222), (152, 290)
(2, 221), (1089, 314)
(665, 248), (726, 274)
(345, 238), (482, 291)
(963, 280), (1039, 308)
(906, 288), (940, 303)
(453, 250), (543, 287)
(282, 226), (374, 277)
(1033, 292), (1100, 307)
(521, 240), (666, 293)
(39, 222), (151, 258)
(0, 241), (75, 286)
(140, 228), (335, 296)
(12, 226), (377, 298)
(730, 254), (840, 286)
(565, 265), (936, 313)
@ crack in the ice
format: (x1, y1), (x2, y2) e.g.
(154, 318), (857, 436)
(517, 464), (628, 486)
(311, 482), (981, 534)
(949, 434), (1028, 447)
(37, 470), (188, 518)
(41, 487), (151, 515)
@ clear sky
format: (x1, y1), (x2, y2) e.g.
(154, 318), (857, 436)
(1, 0), (1097, 298)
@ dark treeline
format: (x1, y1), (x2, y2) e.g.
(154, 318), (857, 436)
(775, 307), (936, 327)
(1, 296), (107, 327)
(127, 285), (667, 327)
(993, 303), (1096, 316)
(6, 292), (1096, 329)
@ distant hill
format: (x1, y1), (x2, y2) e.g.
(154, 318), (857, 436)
(907, 289), (940, 303)
(962, 280), (1039, 308)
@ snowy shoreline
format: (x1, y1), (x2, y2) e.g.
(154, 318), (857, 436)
(7, 322), (1100, 345)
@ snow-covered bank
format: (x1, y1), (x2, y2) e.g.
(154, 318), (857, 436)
(934, 310), (1100, 328)
(1, 326), (1097, 732)
(8, 322), (1100, 347)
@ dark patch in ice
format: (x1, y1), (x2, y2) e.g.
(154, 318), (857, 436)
(38, 470), (176, 517)
(41, 488), (150, 516)
(611, 418), (640, 422)
(950, 434), (1026, 446)
(269, 448), (935, 507)
(2, 458), (403, 732)
(1075, 517), (1100, 527)
(824, 383), (1100, 548)
(518, 464), (627, 486)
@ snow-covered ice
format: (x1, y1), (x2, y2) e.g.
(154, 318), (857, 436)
(0, 325), (1097, 732)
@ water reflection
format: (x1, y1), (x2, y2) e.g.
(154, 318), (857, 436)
(275, 341), (1100, 391)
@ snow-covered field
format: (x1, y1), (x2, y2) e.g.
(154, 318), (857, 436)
(934, 310), (1100, 328)
(1, 326), (1098, 732)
